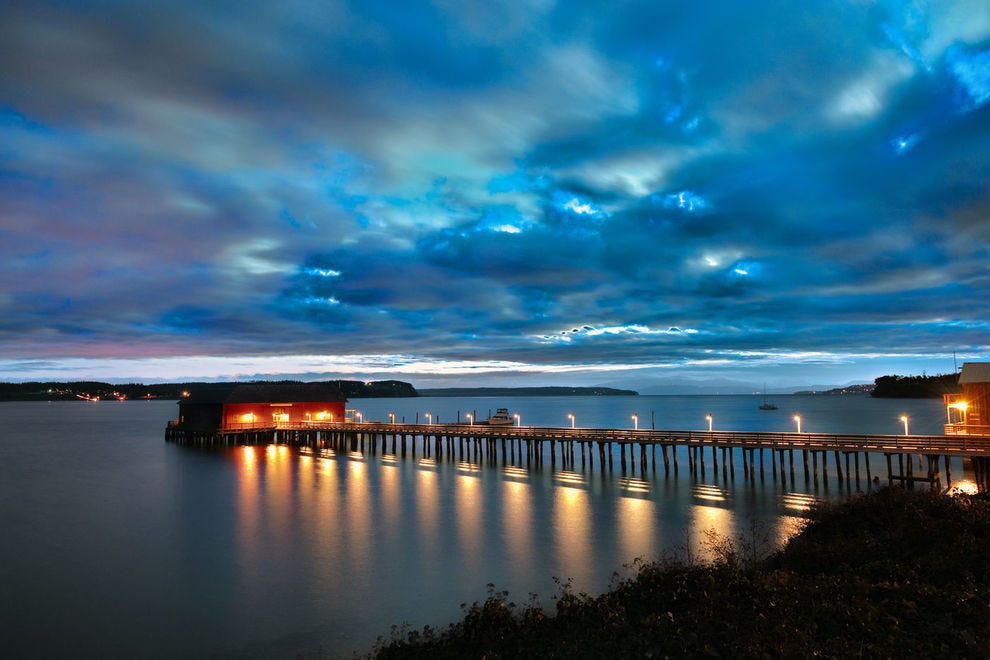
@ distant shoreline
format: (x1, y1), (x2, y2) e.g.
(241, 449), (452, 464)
(418, 386), (638, 397)
(0, 380), (639, 402)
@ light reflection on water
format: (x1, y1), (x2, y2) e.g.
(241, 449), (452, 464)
(216, 437), (961, 653)
(502, 479), (533, 571)
(554, 484), (592, 584)
(0, 397), (966, 659)
(415, 467), (440, 558)
(236, 446), (261, 583)
(617, 496), (656, 562)
(456, 474), (483, 572)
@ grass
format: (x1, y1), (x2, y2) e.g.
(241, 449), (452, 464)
(371, 487), (990, 658)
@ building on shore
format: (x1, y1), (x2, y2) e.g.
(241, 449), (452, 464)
(944, 362), (990, 435)
(176, 382), (347, 432)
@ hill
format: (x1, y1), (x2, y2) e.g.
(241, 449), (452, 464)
(793, 383), (874, 395)
(871, 373), (961, 398)
(418, 386), (638, 397)
(0, 379), (418, 401)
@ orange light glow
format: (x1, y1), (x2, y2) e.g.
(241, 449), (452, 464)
(503, 479), (533, 568)
(241, 412), (256, 423)
(618, 496), (655, 561)
(952, 480), (979, 495)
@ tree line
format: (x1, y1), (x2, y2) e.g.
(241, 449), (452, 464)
(871, 373), (961, 398)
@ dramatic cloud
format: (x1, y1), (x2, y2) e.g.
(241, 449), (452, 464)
(1, 0), (989, 390)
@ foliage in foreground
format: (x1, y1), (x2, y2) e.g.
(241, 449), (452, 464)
(372, 488), (990, 658)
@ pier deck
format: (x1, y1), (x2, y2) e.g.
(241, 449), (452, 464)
(165, 421), (990, 491)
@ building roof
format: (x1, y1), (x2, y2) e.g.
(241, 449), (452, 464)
(959, 362), (990, 384)
(225, 381), (346, 403)
(181, 383), (240, 405)
(182, 381), (346, 405)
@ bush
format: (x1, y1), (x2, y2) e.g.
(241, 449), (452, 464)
(372, 489), (990, 658)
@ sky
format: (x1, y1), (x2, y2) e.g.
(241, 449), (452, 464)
(2, 0), (989, 393)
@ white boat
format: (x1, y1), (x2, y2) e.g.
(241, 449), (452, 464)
(486, 408), (514, 425)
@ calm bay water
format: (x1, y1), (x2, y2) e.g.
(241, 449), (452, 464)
(0, 395), (957, 658)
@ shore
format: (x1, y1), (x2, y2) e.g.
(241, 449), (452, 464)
(371, 487), (990, 658)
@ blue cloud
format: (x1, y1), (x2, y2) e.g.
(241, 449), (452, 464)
(1, 0), (989, 388)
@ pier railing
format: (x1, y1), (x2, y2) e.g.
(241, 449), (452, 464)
(203, 420), (990, 457)
(944, 423), (990, 436)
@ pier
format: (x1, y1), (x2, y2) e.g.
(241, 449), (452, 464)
(166, 420), (990, 492)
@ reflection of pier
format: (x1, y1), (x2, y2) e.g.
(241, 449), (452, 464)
(165, 420), (990, 492)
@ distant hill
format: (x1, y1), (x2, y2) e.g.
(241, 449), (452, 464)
(870, 373), (961, 398)
(333, 380), (418, 398)
(418, 386), (638, 397)
(0, 379), (418, 401)
(793, 383), (874, 395)
(0, 381), (188, 401)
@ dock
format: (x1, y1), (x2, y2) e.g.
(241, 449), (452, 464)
(165, 420), (990, 492)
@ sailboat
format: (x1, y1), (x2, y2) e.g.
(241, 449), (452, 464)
(759, 384), (778, 410)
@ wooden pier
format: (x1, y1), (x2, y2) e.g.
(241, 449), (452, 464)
(165, 420), (990, 492)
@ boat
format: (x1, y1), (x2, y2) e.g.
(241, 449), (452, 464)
(486, 408), (515, 425)
(759, 385), (778, 410)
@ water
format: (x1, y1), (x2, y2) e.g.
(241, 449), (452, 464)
(0, 395), (957, 658)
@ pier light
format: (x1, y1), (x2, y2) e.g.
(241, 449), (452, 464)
(632, 413), (639, 430)
(948, 400), (969, 425)
(793, 414), (802, 434)
(389, 412), (395, 424)
(355, 411), (363, 423)
(467, 413), (474, 426)
(900, 415), (909, 436)
(568, 413), (575, 428)
(425, 412), (433, 425)
(706, 414), (713, 433)
(514, 413), (521, 427)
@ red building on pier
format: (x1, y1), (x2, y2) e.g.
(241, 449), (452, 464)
(176, 382), (347, 432)
(944, 362), (990, 435)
